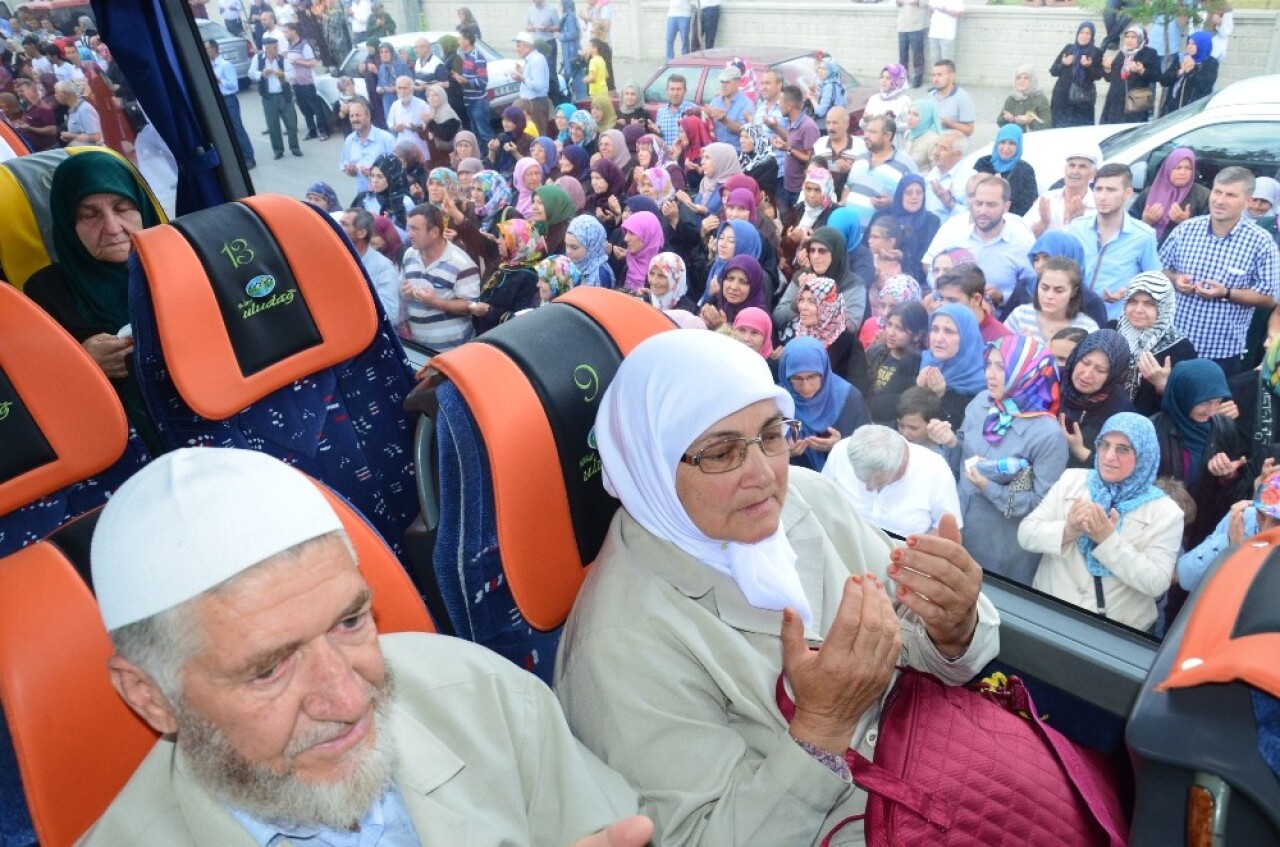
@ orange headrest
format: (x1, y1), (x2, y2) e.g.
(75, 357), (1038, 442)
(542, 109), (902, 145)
(0, 284), (128, 517)
(130, 194), (379, 421)
(430, 287), (673, 631)
(1158, 527), (1280, 699)
(0, 118), (28, 159)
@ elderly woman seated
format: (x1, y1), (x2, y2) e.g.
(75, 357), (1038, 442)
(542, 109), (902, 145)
(821, 424), (961, 540)
(553, 330), (999, 847)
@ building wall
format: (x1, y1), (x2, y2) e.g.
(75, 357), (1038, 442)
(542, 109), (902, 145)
(409, 1), (1279, 89)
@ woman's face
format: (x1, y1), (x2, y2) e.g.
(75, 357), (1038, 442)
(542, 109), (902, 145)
(379, 47), (392, 62)
(590, 104), (604, 123)
(636, 146), (653, 167)
(797, 289), (820, 326)
(590, 170), (608, 194)
(879, 294), (899, 322)
(455, 138), (475, 159)
(1071, 349), (1111, 395)
(789, 371), (823, 400)
(459, 171), (474, 191)
(997, 140), (1018, 160)
(559, 154), (575, 174)
(1096, 432), (1137, 484)
(725, 203), (750, 222)
(624, 230), (644, 253)
(902, 182), (925, 213)
(570, 123), (585, 143)
(523, 166), (542, 190)
(1170, 158), (1194, 188)
(533, 195), (547, 222)
(531, 143), (546, 164)
(878, 70), (891, 92)
(556, 113), (568, 131)
(565, 232), (586, 264)
(598, 135), (615, 158)
(803, 182), (824, 207)
(985, 349), (1006, 402)
(717, 227), (736, 261)
(428, 89), (442, 109)
(637, 173), (656, 198)
(623, 88), (639, 107)
(1124, 290), (1158, 331)
(470, 183), (486, 206)
(75, 193), (143, 264)
(1189, 398), (1222, 422)
(932, 254), (955, 278)
(502, 117), (517, 134)
(929, 315), (960, 360)
(722, 269), (751, 305)
(807, 241), (832, 275)
(369, 168), (388, 192)
(739, 129), (754, 153)
(700, 151), (715, 177)
(883, 315), (910, 351)
(907, 108), (920, 129)
(1123, 30), (1139, 50)
(306, 192), (325, 206)
(427, 180), (445, 203)
(734, 325), (766, 352)
(647, 264), (671, 296)
(1036, 269), (1072, 317)
(1186, 37), (1198, 57)
(1015, 72), (1031, 93)
(1076, 27), (1092, 46)
(675, 399), (788, 544)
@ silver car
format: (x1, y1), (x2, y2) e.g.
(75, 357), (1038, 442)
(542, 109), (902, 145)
(196, 18), (253, 85)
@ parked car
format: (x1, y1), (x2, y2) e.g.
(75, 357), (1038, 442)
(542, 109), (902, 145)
(15, 0), (91, 34)
(196, 17), (253, 85)
(610, 47), (871, 135)
(313, 31), (519, 126)
(960, 75), (1280, 195)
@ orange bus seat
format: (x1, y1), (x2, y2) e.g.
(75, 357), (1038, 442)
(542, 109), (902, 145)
(127, 195), (420, 563)
(0, 472), (432, 847)
(425, 288), (673, 682)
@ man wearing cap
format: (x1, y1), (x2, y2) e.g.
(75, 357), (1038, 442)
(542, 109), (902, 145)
(1023, 146), (1100, 237)
(707, 64), (753, 150)
(249, 36), (303, 160)
(81, 447), (651, 846)
(512, 31), (551, 136)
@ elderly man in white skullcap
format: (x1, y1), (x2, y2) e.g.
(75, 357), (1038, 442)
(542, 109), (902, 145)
(553, 330), (999, 847)
(85, 447), (648, 846)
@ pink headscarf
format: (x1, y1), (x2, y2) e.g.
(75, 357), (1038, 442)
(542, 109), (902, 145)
(620, 211), (665, 292)
(733, 306), (774, 357)
(512, 157), (540, 218)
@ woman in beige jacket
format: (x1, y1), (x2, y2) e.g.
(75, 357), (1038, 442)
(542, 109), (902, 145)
(1018, 411), (1183, 631)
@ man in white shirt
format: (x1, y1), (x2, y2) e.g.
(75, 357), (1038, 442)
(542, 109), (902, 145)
(925, 174), (1037, 302)
(386, 74), (432, 158)
(822, 425), (961, 539)
(923, 129), (969, 220)
(1023, 145), (1101, 237)
(927, 0), (964, 63)
(811, 106), (866, 197)
(340, 208), (401, 324)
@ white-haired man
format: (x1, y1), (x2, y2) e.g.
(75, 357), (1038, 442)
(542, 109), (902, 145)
(83, 447), (649, 846)
(821, 424), (961, 539)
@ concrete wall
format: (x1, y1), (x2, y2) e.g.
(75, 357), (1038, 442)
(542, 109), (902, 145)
(406, 0), (1279, 88)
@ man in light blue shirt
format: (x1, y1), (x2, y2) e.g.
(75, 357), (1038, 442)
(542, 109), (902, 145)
(925, 175), (1036, 301)
(340, 98), (395, 197)
(708, 64), (752, 149)
(1068, 163), (1161, 321)
(513, 31), (551, 135)
(205, 39), (256, 169)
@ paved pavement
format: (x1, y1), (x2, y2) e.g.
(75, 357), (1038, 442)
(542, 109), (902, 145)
(242, 56), (1013, 204)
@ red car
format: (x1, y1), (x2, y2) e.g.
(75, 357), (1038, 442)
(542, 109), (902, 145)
(582, 47), (871, 135)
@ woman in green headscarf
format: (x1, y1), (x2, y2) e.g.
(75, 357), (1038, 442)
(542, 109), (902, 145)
(24, 149), (166, 452)
(533, 183), (576, 254)
(902, 98), (942, 172)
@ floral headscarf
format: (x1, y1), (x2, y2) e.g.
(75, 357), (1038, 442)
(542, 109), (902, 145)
(474, 170), (513, 232)
(881, 63), (908, 100)
(620, 211), (665, 291)
(982, 335), (1060, 444)
(739, 123), (775, 172)
(795, 276), (847, 347)
(646, 166), (675, 203)
(804, 168), (836, 208)
(638, 133), (674, 169)
(1080, 412), (1166, 577)
(1117, 271), (1186, 395)
(879, 274), (921, 307)
(428, 166), (460, 200)
(569, 109), (598, 144)
(497, 217), (545, 268)
(646, 252), (688, 311)
(567, 214), (610, 286)
(535, 254), (583, 298)
(305, 181), (341, 212)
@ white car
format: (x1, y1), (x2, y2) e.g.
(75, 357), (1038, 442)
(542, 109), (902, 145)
(961, 75), (1280, 194)
(314, 31), (520, 127)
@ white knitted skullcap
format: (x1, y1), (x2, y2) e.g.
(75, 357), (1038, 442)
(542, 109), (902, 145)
(91, 448), (343, 631)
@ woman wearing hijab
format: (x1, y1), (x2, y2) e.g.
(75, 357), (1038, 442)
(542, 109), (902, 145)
(470, 169), (516, 235)
(781, 338), (871, 471)
(511, 157), (542, 219)
(559, 143), (593, 186)
(476, 217), (544, 332)
(1116, 271), (1196, 415)
(635, 133), (687, 194)
(530, 136), (559, 182)
(737, 123), (779, 199)
(673, 114), (713, 193)
(787, 275), (866, 387)
(775, 226), (867, 346)
(487, 107), (532, 175)
(448, 130), (480, 171)
(825, 207), (876, 299)
(568, 109), (599, 155)
(1160, 30), (1218, 116)
(615, 81), (647, 128)
(596, 128), (633, 176)
(554, 330), (996, 847)
(929, 334), (1066, 584)
(351, 153), (412, 231)
(1058, 329), (1136, 470)
(424, 84), (462, 169)
(732, 306), (775, 360)
(902, 99), (942, 172)
(1129, 148), (1209, 244)
(703, 219), (763, 304)
(25, 150), (166, 453)
(533, 183), (576, 254)
(861, 63), (911, 127)
(809, 53), (848, 120)
(701, 254), (767, 332)
(394, 142), (430, 202)
(586, 159), (628, 228)
(688, 141), (742, 218)
(998, 66), (1052, 134)
(370, 215), (406, 266)
(589, 92), (618, 133)
(642, 167), (677, 205)
(426, 167), (462, 208)
(565, 213), (615, 288)
(1020, 411), (1181, 630)
(884, 174), (939, 283)
(434, 35), (467, 124)
(554, 102), (577, 144)
(917, 303), (987, 428)
(556, 175), (587, 213)
(619, 210), (665, 292)
(304, 181), (342, 213)
(784, 168), (837, 249)
(534, 254), (583, 304)
(973, 124), (1038, 216)
(1100, 25), (1160, 124)
(374, 42), (411, 120)
(1000, 231), (1106, 327)
(643, 251), (695, 313)
(1049, 22), (1104, 128)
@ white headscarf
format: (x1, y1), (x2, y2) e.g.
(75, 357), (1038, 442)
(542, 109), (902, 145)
(596, 331), (813, 624)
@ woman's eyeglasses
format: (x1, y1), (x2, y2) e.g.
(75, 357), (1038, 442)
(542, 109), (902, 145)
(807, 245), (831, 256)
(1094, 439), (1134, 458)
(681, 420), (802, 474)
